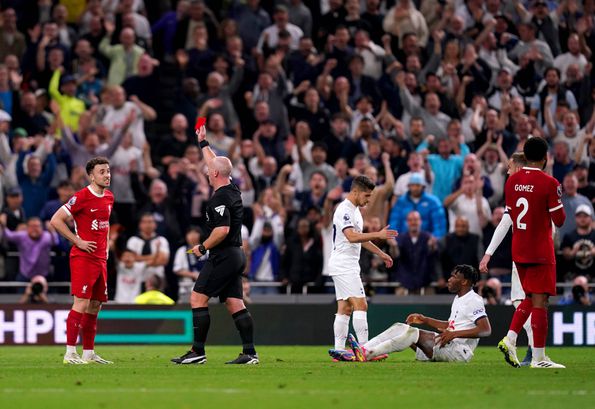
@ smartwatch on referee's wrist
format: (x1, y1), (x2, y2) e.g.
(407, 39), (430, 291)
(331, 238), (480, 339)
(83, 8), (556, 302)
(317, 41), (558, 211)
(197, 244), (207, 255)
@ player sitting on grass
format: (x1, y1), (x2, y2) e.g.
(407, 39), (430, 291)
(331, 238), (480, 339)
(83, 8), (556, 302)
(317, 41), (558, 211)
(329, 265), (491, 363)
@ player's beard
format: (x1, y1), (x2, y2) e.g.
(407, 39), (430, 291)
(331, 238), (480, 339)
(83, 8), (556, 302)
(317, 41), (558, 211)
(97, 178), (110, 188)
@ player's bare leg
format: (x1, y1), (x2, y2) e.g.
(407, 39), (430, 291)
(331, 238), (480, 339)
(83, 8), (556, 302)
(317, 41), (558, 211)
(529, 293), (564, 368)
(64, 296), (90, 364)
(81, 300), (112, 364)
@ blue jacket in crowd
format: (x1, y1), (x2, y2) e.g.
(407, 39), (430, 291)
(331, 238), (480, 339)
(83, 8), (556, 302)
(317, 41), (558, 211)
(388, 191), (447, 239)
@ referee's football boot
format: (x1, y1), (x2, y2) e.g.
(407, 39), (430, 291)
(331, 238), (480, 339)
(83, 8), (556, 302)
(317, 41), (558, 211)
(519, 346), (532, 367)
(171, 350), (207, 364)
(63, 351), (88, 365)
(225, 353), (259, 365)
(498, 336), (520, 368)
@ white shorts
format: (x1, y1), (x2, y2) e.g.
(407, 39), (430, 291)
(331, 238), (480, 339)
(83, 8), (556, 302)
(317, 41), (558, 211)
(415, 339), (474, 363)
(511, 262), (526, 302)
(332, 274), (365, 300)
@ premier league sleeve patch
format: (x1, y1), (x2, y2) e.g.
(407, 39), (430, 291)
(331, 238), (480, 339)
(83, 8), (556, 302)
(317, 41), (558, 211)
(343, 213), (350, 222)
(67, 196), (77, 208)
(557, 185), (562, 197)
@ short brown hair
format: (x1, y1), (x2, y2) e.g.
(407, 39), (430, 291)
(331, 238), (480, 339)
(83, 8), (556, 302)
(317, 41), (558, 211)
(510, 152), (527, 167)
(86, 157), (109, 175)
(351, 175), (375, 192)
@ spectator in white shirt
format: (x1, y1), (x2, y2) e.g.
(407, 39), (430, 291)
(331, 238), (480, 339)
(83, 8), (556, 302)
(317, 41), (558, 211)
(173, 227), (208, 301)
(114, 249), (146, 303)
(126, 213), (171, 281)
(257, 5), (303, 52)
(554, 33), (588, 83)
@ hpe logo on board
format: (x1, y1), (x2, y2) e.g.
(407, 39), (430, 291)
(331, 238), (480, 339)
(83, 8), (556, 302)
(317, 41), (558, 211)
(0, 310), (69, 344)
(552, 312), (595, 345)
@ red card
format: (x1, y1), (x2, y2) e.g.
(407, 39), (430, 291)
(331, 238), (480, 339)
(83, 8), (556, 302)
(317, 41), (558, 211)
(194, 117), (206, 130)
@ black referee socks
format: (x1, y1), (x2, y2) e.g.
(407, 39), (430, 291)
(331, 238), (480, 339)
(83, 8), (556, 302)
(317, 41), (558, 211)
(192, 307), (210, 355)
(232, 309), (256, 355)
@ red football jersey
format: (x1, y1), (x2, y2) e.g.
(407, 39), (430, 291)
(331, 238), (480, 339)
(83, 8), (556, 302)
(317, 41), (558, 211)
(504, 167), (565, 264)
(62, 186), (114, 260)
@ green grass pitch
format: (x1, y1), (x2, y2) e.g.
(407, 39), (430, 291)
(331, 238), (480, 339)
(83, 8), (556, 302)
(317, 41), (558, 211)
(1, 346), (593, 409)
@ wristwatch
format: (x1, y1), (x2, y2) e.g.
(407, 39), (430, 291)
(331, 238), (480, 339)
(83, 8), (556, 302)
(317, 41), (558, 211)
(197, 244), (207, 255)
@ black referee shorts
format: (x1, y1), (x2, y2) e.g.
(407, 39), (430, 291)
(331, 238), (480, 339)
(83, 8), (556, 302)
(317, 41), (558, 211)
(193, 247), (246, 302)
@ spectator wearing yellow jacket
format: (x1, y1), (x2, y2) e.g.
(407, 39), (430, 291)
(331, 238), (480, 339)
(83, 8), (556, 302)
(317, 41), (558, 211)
(48, 69), (86, 132)
(135, 275), (175, 305)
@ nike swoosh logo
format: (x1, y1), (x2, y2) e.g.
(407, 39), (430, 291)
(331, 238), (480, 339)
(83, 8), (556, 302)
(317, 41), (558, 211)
(90, 209), (98, 212)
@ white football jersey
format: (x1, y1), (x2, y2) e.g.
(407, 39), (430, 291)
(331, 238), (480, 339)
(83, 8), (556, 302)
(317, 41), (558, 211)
(328, 199), (363, 276)
(446, 290), (487, 351)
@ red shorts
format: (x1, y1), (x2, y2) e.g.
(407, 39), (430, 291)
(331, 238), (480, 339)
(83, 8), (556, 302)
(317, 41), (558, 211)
(515, 263), (557, 296)
(70, 256), (108, 302)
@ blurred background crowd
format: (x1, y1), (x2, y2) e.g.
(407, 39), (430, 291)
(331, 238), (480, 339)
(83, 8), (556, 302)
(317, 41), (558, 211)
(0, 0), (593, 306)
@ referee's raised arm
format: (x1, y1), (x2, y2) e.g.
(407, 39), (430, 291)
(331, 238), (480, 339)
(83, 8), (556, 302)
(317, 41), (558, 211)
(196, 125), (216, 165)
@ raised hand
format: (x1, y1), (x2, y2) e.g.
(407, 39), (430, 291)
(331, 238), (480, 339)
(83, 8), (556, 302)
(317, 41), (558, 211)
(196, 125), (206, 142)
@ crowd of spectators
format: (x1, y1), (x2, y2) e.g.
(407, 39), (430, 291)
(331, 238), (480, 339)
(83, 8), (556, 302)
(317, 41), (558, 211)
(0, 0), (594, 305)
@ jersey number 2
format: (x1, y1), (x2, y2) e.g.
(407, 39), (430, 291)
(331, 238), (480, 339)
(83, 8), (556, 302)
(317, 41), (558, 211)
(516, 197), (529, 230)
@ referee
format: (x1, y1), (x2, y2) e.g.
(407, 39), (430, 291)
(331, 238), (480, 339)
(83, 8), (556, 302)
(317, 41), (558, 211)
(172, 125), (258, 365)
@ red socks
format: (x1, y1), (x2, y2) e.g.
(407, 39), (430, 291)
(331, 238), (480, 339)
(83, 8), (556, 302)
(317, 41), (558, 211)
(66, 310), (83, 346)
(80, 313), (98, 350)
(509, 298), (532, 335)
(531, 307), (548, 348)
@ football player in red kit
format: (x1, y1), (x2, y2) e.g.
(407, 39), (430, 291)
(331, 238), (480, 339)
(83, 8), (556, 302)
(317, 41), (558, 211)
(498, 137), (566, 369)
(51, 157), (114, 364)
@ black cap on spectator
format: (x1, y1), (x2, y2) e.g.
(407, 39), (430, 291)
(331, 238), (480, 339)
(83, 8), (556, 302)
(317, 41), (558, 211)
(574, 161), (589, 170)
(60, 75), (76, 86)
(7, 187), (22, 196)
(533, 0), (548, 7)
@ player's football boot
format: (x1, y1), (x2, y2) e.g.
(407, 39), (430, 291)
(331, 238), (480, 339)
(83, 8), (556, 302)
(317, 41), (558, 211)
(171, 350), (207, 364)
(347, 333), (367, 362)
(530, 357), (566, 369)
(328, 349), (356, 362)
(519, 346), (532, 367)
(498, 336), (520, 368)
(63, 352), (88, 365)
(82, 352), (113, 364)
(225, 353), (259, 364)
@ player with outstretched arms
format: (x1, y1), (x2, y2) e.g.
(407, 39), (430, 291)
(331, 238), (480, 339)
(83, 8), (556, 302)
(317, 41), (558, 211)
(328, 175), (397, 358)
(498, 137), (566, 369)
(330, 265), (492, 363)
(51, 157), (114, 364)
(479, 152), (534, 366)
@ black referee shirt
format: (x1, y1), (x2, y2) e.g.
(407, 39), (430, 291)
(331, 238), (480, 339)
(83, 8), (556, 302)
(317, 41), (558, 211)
(205, 183), (243, 252)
